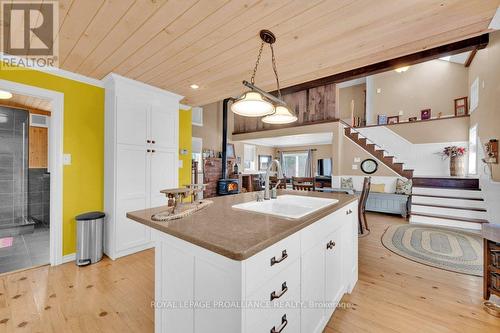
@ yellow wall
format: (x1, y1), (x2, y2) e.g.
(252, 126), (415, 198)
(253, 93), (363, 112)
(179, 107), (192, 189)
(0, 65), (104, 256)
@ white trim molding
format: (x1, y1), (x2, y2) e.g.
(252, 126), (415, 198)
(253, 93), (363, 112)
(0, 79), (65, 266)
(0, 53), (104, 88)
(62, 253), (76, 264)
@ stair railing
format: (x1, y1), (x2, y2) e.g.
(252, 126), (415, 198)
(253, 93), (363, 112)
(339, 120), (394, 158)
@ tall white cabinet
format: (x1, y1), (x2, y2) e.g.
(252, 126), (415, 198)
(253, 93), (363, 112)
(103, 74), (183, 260)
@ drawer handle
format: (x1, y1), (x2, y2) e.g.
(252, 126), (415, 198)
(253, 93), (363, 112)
(346, 209), (352, 215)
(147, 139), (151, 143)
(270, 282), (288, 301)
(270, 314), (288, 333)
(270, 250), (288, 266)
(147, 149), (151, 153)
(152, 140), (156, 144)
(326, 240), (336, 250)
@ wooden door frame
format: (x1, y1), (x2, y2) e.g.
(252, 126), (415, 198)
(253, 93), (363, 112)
(0, 79), (64, 266)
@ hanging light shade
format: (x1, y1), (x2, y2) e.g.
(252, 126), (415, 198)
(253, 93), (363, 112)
(230, 30), (297, 124)
(230, 90), (275, 117)
(262, 105), (297, 124)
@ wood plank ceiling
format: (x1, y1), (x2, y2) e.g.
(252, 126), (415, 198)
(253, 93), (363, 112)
(1, 94), (52, 112)
(49, 0), (500, 105)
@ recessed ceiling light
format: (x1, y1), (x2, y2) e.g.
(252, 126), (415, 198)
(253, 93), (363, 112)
(0, 90), (13, 99)
(394, 66), (409, 73)
(190, 84), (199, 90)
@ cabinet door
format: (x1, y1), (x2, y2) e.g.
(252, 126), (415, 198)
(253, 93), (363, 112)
(325, 231), (343, 317)
(150, 101), (178, 150)
(301, 241), (326, 333)
(150, 148), (178, 207)
(116, 144), (151, 252)
(116, 94), (149, 146)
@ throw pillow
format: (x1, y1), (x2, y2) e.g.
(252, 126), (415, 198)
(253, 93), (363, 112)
(370, 183), (385, 193)
(396, 178), (412, 195)
(340, 177), (354, 190)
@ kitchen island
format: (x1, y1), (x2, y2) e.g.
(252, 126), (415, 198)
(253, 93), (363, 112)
(127, 190), (358, 333)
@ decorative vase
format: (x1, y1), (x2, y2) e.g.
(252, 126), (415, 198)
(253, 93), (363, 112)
(450, 155), (465, 177)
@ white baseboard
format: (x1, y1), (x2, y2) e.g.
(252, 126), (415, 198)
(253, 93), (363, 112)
(62, 253), (76, 264)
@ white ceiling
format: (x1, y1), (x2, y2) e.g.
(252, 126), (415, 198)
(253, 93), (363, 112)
(241, 132), (333, 148)
(439, 51), (472, 65)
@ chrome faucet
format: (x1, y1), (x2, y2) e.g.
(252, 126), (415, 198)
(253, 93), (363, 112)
(264, 159), (284, 200)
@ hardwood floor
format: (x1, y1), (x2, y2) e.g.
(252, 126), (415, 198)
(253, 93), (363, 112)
(0, 213), (498, 332)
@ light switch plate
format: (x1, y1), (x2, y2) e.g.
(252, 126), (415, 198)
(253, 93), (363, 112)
(354, 157), (361, 163)
(398, 110), (404, 116)
(63, 154), (71, 165)
(352, 164), (358, 170)
(376, 88), (382, 94)
(179, 160), (183, 168)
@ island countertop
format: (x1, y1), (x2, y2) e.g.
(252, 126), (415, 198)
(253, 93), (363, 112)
(126, 190), (357, 261)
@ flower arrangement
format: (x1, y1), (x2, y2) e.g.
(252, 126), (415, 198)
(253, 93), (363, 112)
(441, 146), (466, 158)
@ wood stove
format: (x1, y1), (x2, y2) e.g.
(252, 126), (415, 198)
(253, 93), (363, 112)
(217, 179), (239, 195)
(217, 98), (240, 196)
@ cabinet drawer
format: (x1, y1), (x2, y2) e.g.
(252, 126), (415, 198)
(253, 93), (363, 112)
(244, 232), (300, 295)
(246, 299), (300, 333)
(301, 202), (355, 254)
(246, 259), (300, 326)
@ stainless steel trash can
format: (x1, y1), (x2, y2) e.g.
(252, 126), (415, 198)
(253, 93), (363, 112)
(75, 211), (105, 266)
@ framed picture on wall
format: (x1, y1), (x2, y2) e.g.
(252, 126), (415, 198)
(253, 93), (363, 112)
(377, 114), (387, 125)
(387, 116), (399, 124)
(226, 143), (235, 158)
(421, 109), (431, 120)
(454, 97), (468, 116)
(258, 155), (272, 171)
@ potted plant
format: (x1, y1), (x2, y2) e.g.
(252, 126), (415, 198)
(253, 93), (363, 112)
(441, 146), (467, 177)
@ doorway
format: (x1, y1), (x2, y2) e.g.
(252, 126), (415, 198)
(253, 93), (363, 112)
(0, 79), (64, 271)
(0, 95), (52, 273)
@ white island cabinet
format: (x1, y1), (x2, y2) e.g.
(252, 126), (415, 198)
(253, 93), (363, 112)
(103, 73), (183, 260)
(152, 200), (358, 333)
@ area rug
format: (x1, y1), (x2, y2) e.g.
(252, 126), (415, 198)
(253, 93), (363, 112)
(381, 224), (483, 276)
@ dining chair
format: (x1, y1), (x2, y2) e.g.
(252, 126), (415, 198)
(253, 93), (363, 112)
(292, 177), (315, 191)
(358, 176), (371, 235)
(269, 176), (287, 189)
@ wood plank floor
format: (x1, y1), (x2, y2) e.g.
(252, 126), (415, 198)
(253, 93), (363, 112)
(0, 213), (498, 332)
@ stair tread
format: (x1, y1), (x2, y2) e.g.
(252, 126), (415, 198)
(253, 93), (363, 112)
(411, 203), (487, 212)
(410, 212), (488, 224)
(411, 194), (484, 201)
(413, 185), (482, 190)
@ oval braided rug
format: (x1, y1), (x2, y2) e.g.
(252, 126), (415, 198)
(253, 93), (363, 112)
(382, 224), (483, 277)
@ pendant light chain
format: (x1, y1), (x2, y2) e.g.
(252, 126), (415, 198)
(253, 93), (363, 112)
(250, 42), (265, 85)
(270, 43), (281, 100)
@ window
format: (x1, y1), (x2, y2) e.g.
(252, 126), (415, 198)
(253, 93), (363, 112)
(468, 125), (477, 175)
(243, 144), (256, 171)
(192, 137), (203, 172)
(282, 151), (309, 177)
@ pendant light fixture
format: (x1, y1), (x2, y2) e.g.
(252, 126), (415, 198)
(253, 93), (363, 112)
(231, 30), (297, 124)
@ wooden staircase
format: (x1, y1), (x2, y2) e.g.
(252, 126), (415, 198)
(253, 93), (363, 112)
(343, 126), (414, 179)
(410, 177), (488, 230)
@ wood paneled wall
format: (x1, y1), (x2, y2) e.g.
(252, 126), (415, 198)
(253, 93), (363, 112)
(29, 127), (48, 168)
(233, 83), (337, 134)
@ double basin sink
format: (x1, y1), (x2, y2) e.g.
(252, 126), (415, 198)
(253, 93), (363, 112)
(232, 194), (339, 220)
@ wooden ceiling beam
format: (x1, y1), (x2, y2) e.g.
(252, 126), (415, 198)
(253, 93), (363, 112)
(271, 33), (489, 96)
(465, 48), (479, 68)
